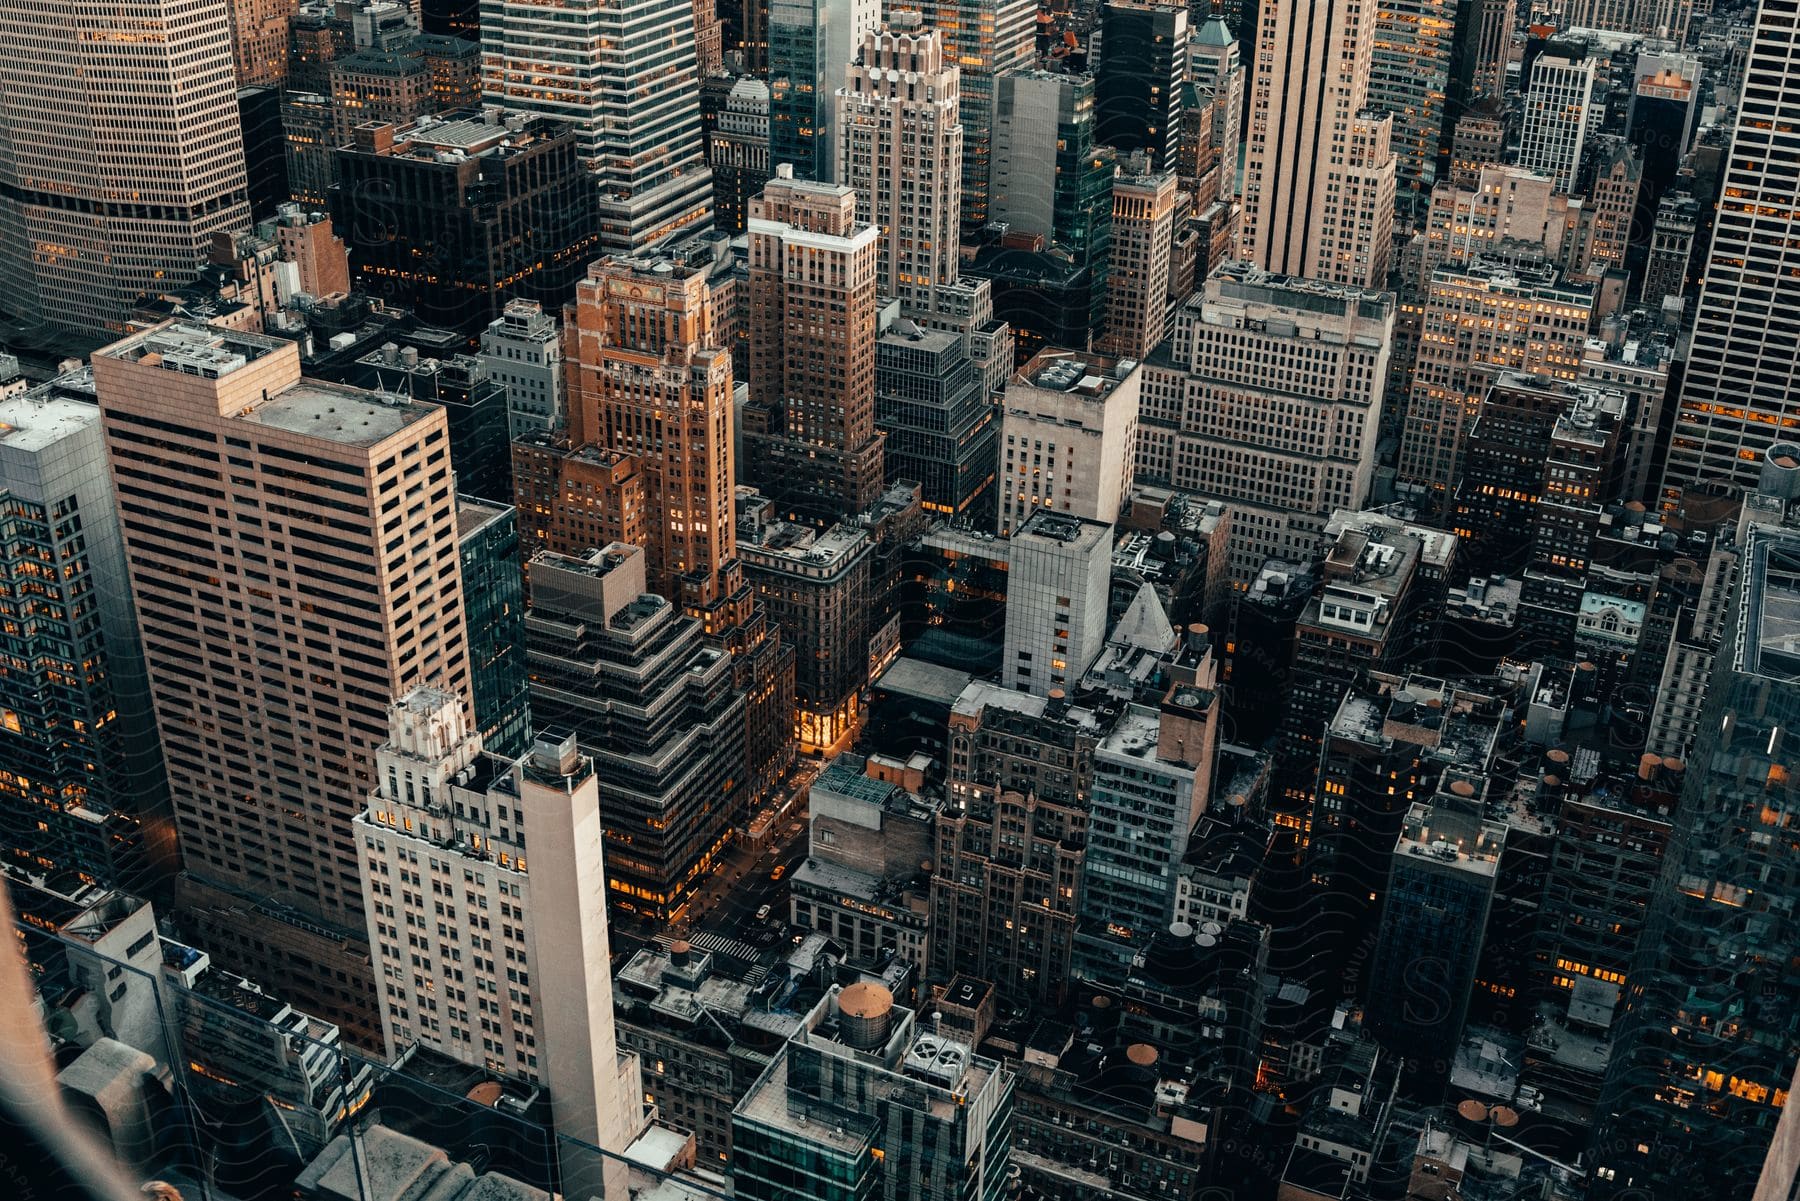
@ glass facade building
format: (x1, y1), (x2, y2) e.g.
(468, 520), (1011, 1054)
(457, 498), (531, 760)
(1594, 519), (1800, 1196)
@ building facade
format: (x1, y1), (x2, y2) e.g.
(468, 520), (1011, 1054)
(0, 0), (253, 335)
(1660, 0), (1800, 504)
(1239, 0), (1395, 288)
(93, 323), (473, 1048)
(1, 382), (169, 892)
(355, 692), (643, 1201)
(479, 0), (713, 254)
(744, 173), (886, 524)
(996, 351), (1141, 537)
(525, 546), (745, 920)
(1138, 264), (1395, 582)
(835, 19), (963, 313)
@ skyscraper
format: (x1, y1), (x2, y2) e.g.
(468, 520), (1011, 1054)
(1661, 0), (1800, 504)
(332, 113), (599, 332)
(525, 545), (746, 920)
(457, 497), (532, 759)
(1364, 794), (1506, 1072)
(1099, 164), (1179, 360)
(1137, 263), (1396, 581)
(709, 76), (775, 234)
(911, 0), (1037, 232)
(356, 694), (644, 1201)
(1398, 260), (1594, 512)
(768, 0), (878, 181)
(0, 0), (252, 336)
(990, 70), (1115, 264)
(1369, 0), (1456, 206)
(479, 299), (568, 438)
(1094, 2), (1189, 173)
(565, 253), (740, 615)
(1596, 516), (1800, 1197)
(480, 0), (713, 254)
(835, 18), (963, 313)
(744, 171), (885, 523)
(1189, 8), (1245, 197)
(1, 381), (170, 891)
(92, 323), (473, 1048)
(996, 351), (1142, 537)
(1518, 43), (1599, 194)
(1002, 510), (1115, 697)
(1239, 0), (1396, 288)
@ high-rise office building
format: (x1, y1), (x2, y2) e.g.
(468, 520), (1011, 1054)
(1449, 0), (1512, 109)
(1239, 0), (1395, 288)
(457, 497), (532, 759)
(996, 350), (1141, 536)
(1001, 511), (1115, 697)
(1100, 164), (1179, 360)
(732, 983), (1015, 1201)
(480, 0), (713, 254)
(874, 317), (1000, 522)
(1596, 517), (1800, 1197)
(0, 0), (252, 336)
(566, 254), (740, 614)
(1369, 0), (1456, 206)
(1094, 2), (1189, 173)
(932, 680), (1101, 1002)
(227, 0), (293, 86)
(709, 76), (775, 235)
(1364, 795), (1506, 1071)
(1518, 44), (1599, 194)
(1397, 260), (1594, 512)
(768, 0), (878, 181)
(92, 323), (473, 1048)
(990, 70), (1115, 266)
(738, 506), (875, 754)
(1661, 0), (1800, 505)
(1189, 9), (1245, 197)
(835, 18), (963, 313)
(911, 0), (1036, 231)
(1137, 263), (1396, 582)
(349, 345), (513, 504)
(479, 300), (567, 438)
(333, 113), (599, 332)
(1561, 0), (1692, 40)
(1, 381), (170, 892)
(744, 171), (886, 524)
(356, 692), (644, 1201)
(525, 545), (746, 919)
(1073, 664), (1221, 976)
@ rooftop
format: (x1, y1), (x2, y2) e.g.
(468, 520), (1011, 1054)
(0, 389), (99, 455)
(239, 379), (433, 446)
(101, 322), (285, 379)
(1016, 509), (1113, 551)
(1015, 348), (1140, 399)
(457, 494), (512, 539)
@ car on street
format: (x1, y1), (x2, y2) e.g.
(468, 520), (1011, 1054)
(756, 904), (772, 921)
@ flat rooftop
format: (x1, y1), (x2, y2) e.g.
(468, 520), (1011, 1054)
(0, 391), (99, 454)
(239, 379), (433, 446)
(1016, 349), (1139, 398)
(457, 494), (513, 538)
(100, 322), (286, 379)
